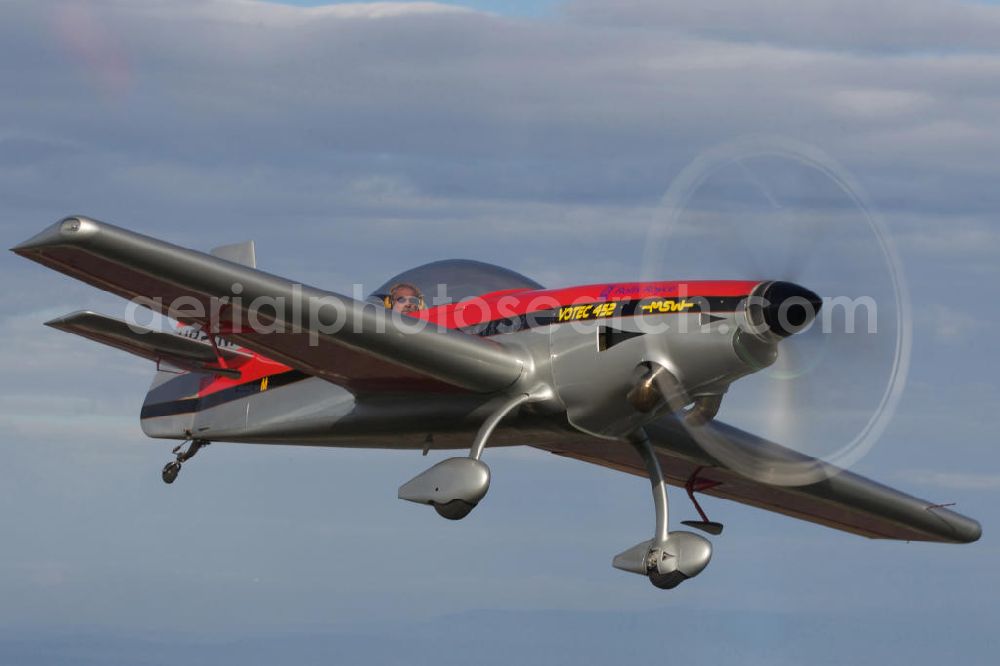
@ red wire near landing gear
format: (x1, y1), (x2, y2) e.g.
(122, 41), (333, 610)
(681, 466), (725, 536)
(685, 466), (721, 522)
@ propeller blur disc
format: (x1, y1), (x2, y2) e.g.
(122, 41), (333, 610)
(641, 135), (911, 486)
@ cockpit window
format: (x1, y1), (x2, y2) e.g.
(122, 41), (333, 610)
(370, 259), (543, 308)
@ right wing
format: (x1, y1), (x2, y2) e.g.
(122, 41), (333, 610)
(13, 216), (525, 393)
(535, 417), (982, 544)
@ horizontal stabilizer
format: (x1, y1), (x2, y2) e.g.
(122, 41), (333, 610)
(46, 311), (249, 378)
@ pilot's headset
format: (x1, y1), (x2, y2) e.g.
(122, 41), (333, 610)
(383, 282), (425, 309)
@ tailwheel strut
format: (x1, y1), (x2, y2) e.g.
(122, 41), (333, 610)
(680, 466), (724, 536)
(161, 438), (209, 484)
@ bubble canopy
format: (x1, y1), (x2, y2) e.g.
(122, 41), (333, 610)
(371, 259), (543, 306)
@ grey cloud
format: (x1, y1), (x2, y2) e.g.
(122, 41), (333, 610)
(566, 0), (1000, 53)
(7, 2), (1000, 236)
(5, 0), (997, 401)
(898, 469), (1000, 490)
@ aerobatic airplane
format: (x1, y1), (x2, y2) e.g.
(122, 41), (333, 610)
(13, 216), (981, 590)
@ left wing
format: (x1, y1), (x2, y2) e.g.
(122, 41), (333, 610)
(13, 216), (525, 393)
(534, 417), (981, 544)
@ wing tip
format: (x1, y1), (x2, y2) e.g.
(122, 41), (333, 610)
(11, 216), (98, 255)
(925, 506), (982, 544)
(952, 517), (982, 544)
(43, 310), (99, 330)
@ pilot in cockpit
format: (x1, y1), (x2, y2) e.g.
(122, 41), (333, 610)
(384, 282), (425, 314)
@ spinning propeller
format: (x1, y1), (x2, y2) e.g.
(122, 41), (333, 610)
(642, 136), (912, 486)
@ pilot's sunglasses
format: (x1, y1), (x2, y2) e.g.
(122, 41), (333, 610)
(394, 295), (420, 305)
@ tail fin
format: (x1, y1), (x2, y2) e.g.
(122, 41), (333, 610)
(210, 240), (255, 268)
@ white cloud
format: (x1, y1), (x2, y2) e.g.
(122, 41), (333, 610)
(915, 303), (977, 343)
(294, 1), (475, 19)
(829, 88), (933, 119)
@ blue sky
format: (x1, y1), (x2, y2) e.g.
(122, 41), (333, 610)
(1, 0), (998, 663)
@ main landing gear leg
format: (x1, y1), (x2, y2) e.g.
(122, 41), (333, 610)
(612, 429), (713, 589)
(161, 439), (209, 484)
(398, 393), (536, 520)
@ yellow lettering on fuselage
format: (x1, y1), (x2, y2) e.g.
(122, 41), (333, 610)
(557, 302), (618, 322)
(592, 302), (617, 317)
(558, 305), (592, 321)
(640, 299), (694, 314)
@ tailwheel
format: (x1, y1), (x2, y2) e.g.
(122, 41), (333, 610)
(162, 461), (182, 484)
(161, 439), (208, 485)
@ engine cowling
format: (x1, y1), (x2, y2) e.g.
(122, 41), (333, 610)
(545, 283), (820, 438)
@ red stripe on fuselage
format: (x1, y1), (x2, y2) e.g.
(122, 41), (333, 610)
(414, 280), (758, 329)
(193, 353), (292, 400)
(193, 280), (757, 399)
